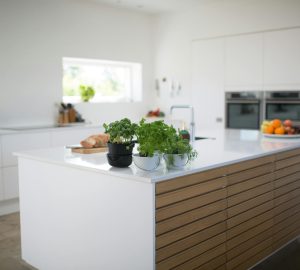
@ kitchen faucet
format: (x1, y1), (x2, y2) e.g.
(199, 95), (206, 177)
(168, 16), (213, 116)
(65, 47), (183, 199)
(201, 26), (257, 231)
(170, 105), (195, 142)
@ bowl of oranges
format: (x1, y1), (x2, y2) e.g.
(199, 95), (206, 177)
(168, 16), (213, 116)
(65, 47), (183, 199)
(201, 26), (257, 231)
(261, 119), (300, 138)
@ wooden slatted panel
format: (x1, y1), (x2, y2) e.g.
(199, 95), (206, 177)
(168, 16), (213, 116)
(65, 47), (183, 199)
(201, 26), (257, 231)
(228, 182), (273, 207)
(273, 226), (300, 251)
(227, 209), (273, 240)
(194, 254), (227, 270)
(156, 189), (226, 222)
(156, 167), (227, 194)
(226, 238), (272, 270)
(273, 201), (300, 225)
(232, 247), (273, 270)
(156, 222), (226, 263)
(227, 173), (273, 196)
(156, 211), (226, 249)
(274, 171), (300, 188)
(156, 233), (226, 270)
(273, 187), (300, 207)
(225, 155), (274, 174)
(275, 147), (300, 160)
(156, 199), (226, 235)
(274, 195), (300, 218)
(156, 177), (226, 208)
(274, 179), (300, 198)
(172, 244), (226, 270)
(275, 162), (300, 179)
(276, 154), (300, 170)
(227, 219), (273, 250)
(273, 215), (300, 244)
(227, 164), (274, 186)
(227, 227), (273, 261)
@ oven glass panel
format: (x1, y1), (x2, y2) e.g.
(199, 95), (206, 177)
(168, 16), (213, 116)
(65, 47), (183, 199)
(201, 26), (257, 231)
(227, 103), (260, 129)
(266, 104), (300, 121)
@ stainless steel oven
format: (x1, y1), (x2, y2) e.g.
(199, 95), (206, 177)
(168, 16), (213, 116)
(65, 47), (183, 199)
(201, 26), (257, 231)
(265, 91), (300, 124)
(226, 92), (263, 130)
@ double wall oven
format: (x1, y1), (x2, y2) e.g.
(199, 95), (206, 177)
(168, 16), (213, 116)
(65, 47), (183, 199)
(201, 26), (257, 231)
(226, 91), (300, 130)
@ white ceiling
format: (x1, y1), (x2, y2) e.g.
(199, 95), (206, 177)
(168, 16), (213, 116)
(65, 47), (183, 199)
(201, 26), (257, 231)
(92, 0), (208, 14)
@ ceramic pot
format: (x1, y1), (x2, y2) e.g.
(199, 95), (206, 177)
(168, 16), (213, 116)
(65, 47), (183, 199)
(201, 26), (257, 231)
(133, 154), (160, 171)
(107, 154), (132, 168)
(107, 142), (134, 156)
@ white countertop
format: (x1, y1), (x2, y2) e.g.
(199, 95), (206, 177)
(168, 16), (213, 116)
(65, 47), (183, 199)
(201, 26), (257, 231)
(14, 129), (300, 183)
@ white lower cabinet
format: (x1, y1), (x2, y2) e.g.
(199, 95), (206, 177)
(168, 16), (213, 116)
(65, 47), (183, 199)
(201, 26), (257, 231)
(3, 166), (18, 200)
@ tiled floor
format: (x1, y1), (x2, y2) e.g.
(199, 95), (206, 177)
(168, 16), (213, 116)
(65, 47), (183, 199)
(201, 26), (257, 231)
(0, 213), (36, 270)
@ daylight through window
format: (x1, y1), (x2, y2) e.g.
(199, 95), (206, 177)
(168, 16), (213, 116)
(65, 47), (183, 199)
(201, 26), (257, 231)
(63, 57), (142, 103)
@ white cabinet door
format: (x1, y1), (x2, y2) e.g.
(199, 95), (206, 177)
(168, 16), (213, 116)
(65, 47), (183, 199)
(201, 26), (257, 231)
(264, 28), (300, 89)
(225, 33), (263, 90)
(191, 38), (225, 130)
(3, 166), (18, 200)
(1, 132), (51, 167)
(51, 127), (101, 147)
(0, 169), (4, 201)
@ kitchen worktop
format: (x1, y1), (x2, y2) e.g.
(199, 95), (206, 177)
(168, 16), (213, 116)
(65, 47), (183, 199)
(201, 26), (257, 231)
(15, 129), (300, 183)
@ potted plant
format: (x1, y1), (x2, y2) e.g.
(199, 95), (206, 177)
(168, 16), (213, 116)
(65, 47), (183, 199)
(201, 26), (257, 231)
(103, 118), (137, 167)
(162, 131), (198, 169)
(80, 85), (95, 102)
(133, 119), (170, 171)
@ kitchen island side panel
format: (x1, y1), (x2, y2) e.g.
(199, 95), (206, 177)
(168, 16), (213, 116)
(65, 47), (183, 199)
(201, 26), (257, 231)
(18, 158), (155, 270)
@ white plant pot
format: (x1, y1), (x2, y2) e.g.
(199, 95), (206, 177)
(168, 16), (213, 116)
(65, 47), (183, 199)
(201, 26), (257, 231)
(133, 154), (161, 171)
(163, 154), (188, 169)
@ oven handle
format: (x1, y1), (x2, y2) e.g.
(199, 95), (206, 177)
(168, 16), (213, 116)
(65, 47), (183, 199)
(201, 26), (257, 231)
(226, 100), (260, 104)
(266, 100), (300, 104)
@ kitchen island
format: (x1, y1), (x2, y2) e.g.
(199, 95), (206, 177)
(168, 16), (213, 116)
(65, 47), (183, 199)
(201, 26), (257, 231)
(15, 129), (300, 270)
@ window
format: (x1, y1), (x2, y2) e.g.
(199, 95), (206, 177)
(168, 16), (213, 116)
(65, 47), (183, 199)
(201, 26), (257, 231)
(62, 57), (142, 103)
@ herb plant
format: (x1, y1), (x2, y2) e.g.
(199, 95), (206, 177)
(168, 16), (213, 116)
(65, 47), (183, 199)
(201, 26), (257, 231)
(136, 119), (174, 157)
(103, 118), (138, 144)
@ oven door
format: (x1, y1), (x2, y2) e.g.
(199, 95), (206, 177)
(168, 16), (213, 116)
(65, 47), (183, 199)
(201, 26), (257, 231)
(226, 100), (260, 129)
(266, 101), (300, 122)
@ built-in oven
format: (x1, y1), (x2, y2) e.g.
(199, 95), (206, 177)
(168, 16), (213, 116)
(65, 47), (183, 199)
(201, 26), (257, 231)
(265, 91), (300, 124)
(226, 92), (263, 130)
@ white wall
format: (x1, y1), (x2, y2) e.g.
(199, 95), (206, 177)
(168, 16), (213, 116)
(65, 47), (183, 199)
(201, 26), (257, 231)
(0, 0), (155, 126)
(154, 0), (300, 122)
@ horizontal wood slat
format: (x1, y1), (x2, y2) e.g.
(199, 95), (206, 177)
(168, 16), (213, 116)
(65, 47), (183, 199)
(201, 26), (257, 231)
(156, 189), (226, 222)
(227, 209), (273, 240)
(227, 191), (273, 218)
(227, 227), (273, 261)
(172, 244), (226, 270)
(274, 171), (300, 188)
(156, 200), (226, 236)
(274, 202), (300, 225)
(227, 164), (274, 186)
(276, 154), (300, 170)
(274, 179), (300, 198)
(274, 193), (300, 217)
(275, 148), (300, 160)
(226, 238), (272, 270)
(275, 162), (300, 179)
(228, 182), (273, 207)
(227, 173), (273, 197)
(156, 211), (226, 249)
(227, 219), (273, 250)
(156, 233), (226, 270)
(225, 155), (274, 174)
(156, 222), (226, 263)
(227, 200), (273, 229)
(156, 177), (226, 208)
(156, 167), (227, 195)
(194, 254), (226, 270)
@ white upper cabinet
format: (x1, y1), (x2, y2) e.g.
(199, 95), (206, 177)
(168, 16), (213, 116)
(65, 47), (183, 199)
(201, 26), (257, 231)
(191, 38), (225, 129)
(264, 28), (300, 89)
(225, 33), (263, 90)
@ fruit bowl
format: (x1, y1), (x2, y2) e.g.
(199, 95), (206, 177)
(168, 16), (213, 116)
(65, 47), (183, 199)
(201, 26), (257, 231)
(261, 119), (300, 137)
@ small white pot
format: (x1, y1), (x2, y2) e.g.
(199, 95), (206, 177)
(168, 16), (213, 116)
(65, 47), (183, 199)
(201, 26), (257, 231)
(133, 154), (161, 171)
(163, 154), (188, 169)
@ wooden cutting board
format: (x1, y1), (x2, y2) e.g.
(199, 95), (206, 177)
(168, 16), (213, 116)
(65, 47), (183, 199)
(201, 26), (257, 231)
(66, 145), (108, 154)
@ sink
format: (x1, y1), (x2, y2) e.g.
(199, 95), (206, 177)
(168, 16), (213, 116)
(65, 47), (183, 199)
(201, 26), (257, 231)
(194, 136), (215, 140)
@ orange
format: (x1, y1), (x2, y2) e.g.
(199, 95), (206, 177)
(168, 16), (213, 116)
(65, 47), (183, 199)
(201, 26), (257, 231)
(272, 119), (282, 129)
(264, 125), (274, 134)
(274, 126), (285, 135)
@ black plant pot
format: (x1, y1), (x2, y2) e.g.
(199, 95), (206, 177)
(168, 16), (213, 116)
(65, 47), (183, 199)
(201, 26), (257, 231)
(107, 142), (135, 156)
(107, 154), (132, 168)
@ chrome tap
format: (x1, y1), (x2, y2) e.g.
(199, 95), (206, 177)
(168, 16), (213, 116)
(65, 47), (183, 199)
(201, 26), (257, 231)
(170, 105), (195, 142)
